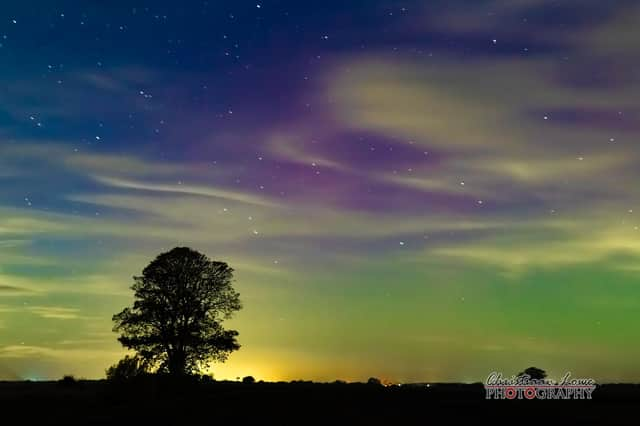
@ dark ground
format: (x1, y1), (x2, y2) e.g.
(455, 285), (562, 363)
(1, 380), (639, 425)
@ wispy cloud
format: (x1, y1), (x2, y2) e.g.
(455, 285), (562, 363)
(0, 283), (37, 297)
(26, 306), (81, 320)
(93, 175), (280, 207)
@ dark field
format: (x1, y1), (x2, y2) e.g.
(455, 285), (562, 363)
(2, 380), (640, 425)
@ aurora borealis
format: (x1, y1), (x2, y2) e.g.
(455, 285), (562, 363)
(1, 0), (640, 383)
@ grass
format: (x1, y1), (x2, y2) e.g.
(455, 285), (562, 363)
(0, 379), (638, 424)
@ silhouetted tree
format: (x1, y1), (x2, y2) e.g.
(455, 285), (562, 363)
(242, 375), (255, 384)
(58, 375), (78, 386)
(105, 355), (151, 381)
(112, 247), (242, 376)
(367, 377), (382, 386)
(517, 367), (547, 381)
(199, 374), (215, 383)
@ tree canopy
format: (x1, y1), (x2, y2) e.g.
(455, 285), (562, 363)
(112, 247), (242, 376)
(517, 367), (547, 381)
(105, 355), (151, 381)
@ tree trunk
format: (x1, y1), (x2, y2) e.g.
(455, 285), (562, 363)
(169, 350), (187, 376)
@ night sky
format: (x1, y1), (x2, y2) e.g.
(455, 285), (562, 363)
(1, 0), (640, 382)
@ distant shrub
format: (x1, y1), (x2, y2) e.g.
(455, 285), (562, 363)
(105, 355), (151, 381)
(332, 380), (347, 385)
(367, 377), (382, 386)
(58, 375), (78, 386)
(199, 374), (215, 383)
(517, 367), (547, 381)
(242, 375), (256, 384)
